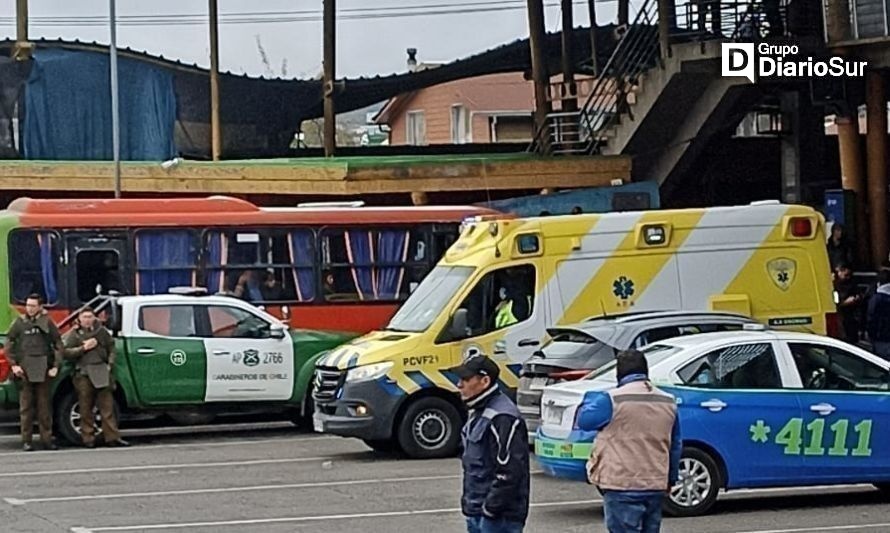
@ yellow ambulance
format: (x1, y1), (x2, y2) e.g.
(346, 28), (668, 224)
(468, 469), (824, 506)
(312, 201), (837, 458)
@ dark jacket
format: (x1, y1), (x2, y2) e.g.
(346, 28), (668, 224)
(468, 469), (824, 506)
(5, 312), (62, 382)
(867, 284), (890, 343)
(827, 239), (853, 270)
(460, 387), (530, 525)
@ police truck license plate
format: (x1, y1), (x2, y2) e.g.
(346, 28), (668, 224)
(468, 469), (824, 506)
(313, 413), (324, 433)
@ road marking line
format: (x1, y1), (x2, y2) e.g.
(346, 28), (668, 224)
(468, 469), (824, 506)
(68, 499), (603, 532)
(0, 456), (331, 479)
(10, 474), (465, 505)
(731, 523), (890, 533)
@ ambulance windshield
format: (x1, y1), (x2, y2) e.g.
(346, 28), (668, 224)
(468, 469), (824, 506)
(386, 266), (475, 333)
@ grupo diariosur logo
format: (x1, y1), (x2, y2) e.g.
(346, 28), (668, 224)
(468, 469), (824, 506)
(722, 43), (867, 83)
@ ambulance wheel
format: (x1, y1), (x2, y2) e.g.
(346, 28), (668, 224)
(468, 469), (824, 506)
(664, 447), (722, 517)
(55, 390), (120, 446)
(397, 397), (461, 459)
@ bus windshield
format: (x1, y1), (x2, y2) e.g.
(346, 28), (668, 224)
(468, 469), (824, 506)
(386, 266), (474, 333)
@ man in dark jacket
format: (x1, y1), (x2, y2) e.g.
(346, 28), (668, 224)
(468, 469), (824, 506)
(867, 269), (890, 359)
(5, 294), (63, 451)
(834, 263), (864, 345)
(452, 355), (529, 533)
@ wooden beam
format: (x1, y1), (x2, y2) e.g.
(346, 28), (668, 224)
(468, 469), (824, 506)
(14, 0), (31, 61)
(209, 0), (222, 161)
(323, 0), (337, 157)
(526, 0), (551, 135)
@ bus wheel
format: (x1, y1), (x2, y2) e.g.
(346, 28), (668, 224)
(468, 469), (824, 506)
(55, 390), (120, 446)
(397, 397), (461, 459)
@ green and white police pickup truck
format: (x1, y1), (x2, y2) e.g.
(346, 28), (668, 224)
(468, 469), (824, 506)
(0, 290), (354, 444)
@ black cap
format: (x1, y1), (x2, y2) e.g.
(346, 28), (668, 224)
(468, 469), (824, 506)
(450, 355), (500, 381)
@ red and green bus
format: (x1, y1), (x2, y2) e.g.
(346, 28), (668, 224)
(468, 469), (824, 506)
(0, 195), (494, 342)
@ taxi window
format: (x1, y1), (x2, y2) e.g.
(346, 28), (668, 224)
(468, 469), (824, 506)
(788, 343), (890, 391)
(678, 343), (781, 389)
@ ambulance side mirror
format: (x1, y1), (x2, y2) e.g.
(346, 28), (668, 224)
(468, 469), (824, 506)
(450, 308), (469, 341)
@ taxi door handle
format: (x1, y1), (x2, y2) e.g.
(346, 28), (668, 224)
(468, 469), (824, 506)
(699, 399), (727, 412)
(809, 403), (836, 416)
(136, 348), (156, 356)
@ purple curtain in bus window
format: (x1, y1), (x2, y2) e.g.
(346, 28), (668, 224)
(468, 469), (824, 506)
(136, 231), (195, 295)
(38, 233), (58, 305)
(288, 231), (316, 302)
(376, 230), (409, 300)
(206, 232), (224, 293)
(346, 230), (375, 300)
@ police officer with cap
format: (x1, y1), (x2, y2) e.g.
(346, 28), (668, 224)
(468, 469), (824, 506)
(6, 293), (63, 451)
(451, 355), (529, 533)
(63, 307), (129, 448)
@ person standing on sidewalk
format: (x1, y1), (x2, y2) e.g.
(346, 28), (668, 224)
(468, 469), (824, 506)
(453, 355), (530, 533)
(63, 307), (129, 448)
(5, 294), (63, 451)
(578, 349), (682, 533)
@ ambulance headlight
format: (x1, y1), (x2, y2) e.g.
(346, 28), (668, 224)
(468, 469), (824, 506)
(346, 362), (394, 383)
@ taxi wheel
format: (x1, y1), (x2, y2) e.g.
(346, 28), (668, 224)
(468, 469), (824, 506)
(397, 397), (461, 459)
(664, 447), (722, 517)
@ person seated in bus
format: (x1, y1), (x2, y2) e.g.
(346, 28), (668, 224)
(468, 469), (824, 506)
(232, 270), (263, 303)
(260, 271), (285, 302)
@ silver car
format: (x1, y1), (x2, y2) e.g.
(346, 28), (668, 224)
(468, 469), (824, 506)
(517, 311), (757, 440)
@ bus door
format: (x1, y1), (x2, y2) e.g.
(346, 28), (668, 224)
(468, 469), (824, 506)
(64, 232), (132, 304)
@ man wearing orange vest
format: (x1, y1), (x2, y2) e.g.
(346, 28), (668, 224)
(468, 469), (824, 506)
(578, 349), (682, 532)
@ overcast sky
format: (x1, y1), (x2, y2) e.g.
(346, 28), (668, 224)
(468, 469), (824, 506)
(1, 0), (618, 79)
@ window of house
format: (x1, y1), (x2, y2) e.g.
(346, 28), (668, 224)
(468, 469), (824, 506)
(788, 343), (890, 391)
(135, 229), (198, 295)
(8, 230), (60, 306)
(451, 105), (471, 144)
(203, 229), (316, 305)
(677, 343), (781, 389)
(407, 111), (427, 145)
(320, 227), (430, 302)
(450, 264), (536, 340)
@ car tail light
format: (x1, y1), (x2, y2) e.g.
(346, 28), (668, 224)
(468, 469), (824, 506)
(549, 369), (592, 381)
(826, 312), (840, 338)
(790, 217), (813, 238)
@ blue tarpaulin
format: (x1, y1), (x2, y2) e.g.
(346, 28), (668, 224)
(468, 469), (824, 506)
(136, 230), (196, 295)
(481, 182), (660, 217)
(23, 49), (176, 160)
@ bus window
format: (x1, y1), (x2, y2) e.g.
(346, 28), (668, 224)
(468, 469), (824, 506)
(320, 228), (428, 302)
(76, 250), (122, 300)
(134, 229), (198, 295)
(204, 229), (315, 305)
(9, 230), (60, 306)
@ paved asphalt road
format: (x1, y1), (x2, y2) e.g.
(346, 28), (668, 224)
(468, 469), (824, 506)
(0, 413), (888, 533)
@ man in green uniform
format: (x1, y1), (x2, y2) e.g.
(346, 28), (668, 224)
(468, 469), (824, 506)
(63, 307), (129, 448)
(6, 294), (63, 451)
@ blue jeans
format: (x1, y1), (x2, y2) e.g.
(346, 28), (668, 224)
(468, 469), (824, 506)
(465, 516), (524, 533)
(602, 491), (664, 533)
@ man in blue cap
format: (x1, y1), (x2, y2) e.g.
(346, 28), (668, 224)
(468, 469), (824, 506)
(452, 355), (530, 533)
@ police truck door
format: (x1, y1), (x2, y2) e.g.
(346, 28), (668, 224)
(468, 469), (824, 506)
(199, 304), (295, 402)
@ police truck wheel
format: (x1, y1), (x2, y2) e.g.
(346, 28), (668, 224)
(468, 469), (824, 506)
(397, 397), (461, 459)
(664, 447), (722, 517)
(55, 390), (120, 446)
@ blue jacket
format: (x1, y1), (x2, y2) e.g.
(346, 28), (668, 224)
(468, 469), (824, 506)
(577, 374), (682, 489)
(867, 285), (890, 343)
(461, 387), (530, 524)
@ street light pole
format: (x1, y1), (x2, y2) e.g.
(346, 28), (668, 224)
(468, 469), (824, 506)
(109, 0), (121, 198)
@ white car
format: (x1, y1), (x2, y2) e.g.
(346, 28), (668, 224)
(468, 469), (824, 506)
(535, 325), (890, 516)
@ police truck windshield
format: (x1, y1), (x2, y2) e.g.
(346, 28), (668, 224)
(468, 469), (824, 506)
(386, 266), (475, 333)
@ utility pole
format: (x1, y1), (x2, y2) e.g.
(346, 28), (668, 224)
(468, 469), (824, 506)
(14, 0), (32, 60)
(323, 0), (337, 157)
(109, 0), (121, 198)
(526, 0), (551, 136)
(209, 0), (222, 161)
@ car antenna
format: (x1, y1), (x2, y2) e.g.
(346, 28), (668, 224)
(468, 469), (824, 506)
(599, 298), (609, 319)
